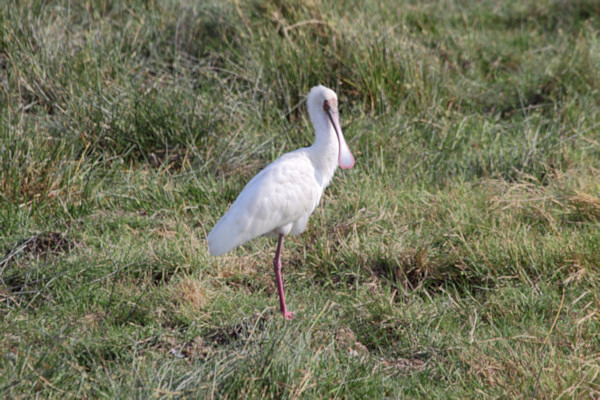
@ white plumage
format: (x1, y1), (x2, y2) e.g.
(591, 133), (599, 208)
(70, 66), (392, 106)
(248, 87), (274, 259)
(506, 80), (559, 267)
(207, 85), (355, 319)
(207, 151), (322, 256)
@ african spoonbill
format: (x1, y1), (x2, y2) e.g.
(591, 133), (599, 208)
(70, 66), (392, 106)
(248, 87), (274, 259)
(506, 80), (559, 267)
(207, 85), (355, 320)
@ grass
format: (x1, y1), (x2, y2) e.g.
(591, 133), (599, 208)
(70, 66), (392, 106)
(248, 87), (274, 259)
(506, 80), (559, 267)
(1, 0), (600, 397)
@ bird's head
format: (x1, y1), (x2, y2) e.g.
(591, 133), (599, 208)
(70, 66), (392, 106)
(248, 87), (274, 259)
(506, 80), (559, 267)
(307, 85), (355, 170)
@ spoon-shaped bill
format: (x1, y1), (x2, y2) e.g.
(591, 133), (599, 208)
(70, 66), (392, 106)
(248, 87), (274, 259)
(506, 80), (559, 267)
(326, 109), (355, 169)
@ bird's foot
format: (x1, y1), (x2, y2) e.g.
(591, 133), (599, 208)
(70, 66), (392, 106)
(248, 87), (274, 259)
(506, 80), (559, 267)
(282, 310), (295, 320)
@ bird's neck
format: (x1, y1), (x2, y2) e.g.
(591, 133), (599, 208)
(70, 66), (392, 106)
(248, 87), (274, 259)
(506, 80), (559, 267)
(308, 116), (339, 188)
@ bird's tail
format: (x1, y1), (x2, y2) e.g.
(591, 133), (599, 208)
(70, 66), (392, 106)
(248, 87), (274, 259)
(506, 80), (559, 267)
(207, 220), (233, 256)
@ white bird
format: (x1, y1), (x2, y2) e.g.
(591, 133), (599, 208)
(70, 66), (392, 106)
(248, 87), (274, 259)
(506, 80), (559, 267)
(207, 85), (355, 320)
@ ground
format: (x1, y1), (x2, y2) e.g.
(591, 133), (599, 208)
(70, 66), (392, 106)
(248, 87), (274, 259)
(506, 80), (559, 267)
(1, 0), (600, 398)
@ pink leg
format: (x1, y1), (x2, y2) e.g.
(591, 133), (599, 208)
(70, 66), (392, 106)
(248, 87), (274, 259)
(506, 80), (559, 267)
(273, 234), (294, 320)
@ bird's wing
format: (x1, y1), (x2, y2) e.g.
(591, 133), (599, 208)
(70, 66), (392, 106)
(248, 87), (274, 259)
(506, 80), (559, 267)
(207, 151), (321, 256)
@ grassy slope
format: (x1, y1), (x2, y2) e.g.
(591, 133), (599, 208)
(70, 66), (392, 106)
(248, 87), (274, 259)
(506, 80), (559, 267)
(1, 0), (600, 397)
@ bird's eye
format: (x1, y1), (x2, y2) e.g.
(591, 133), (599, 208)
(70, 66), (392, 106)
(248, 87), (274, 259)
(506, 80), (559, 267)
(323, 100), (330, 112)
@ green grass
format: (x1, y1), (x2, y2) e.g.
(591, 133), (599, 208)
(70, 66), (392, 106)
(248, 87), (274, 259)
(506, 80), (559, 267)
(1, 0), (600, 397)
